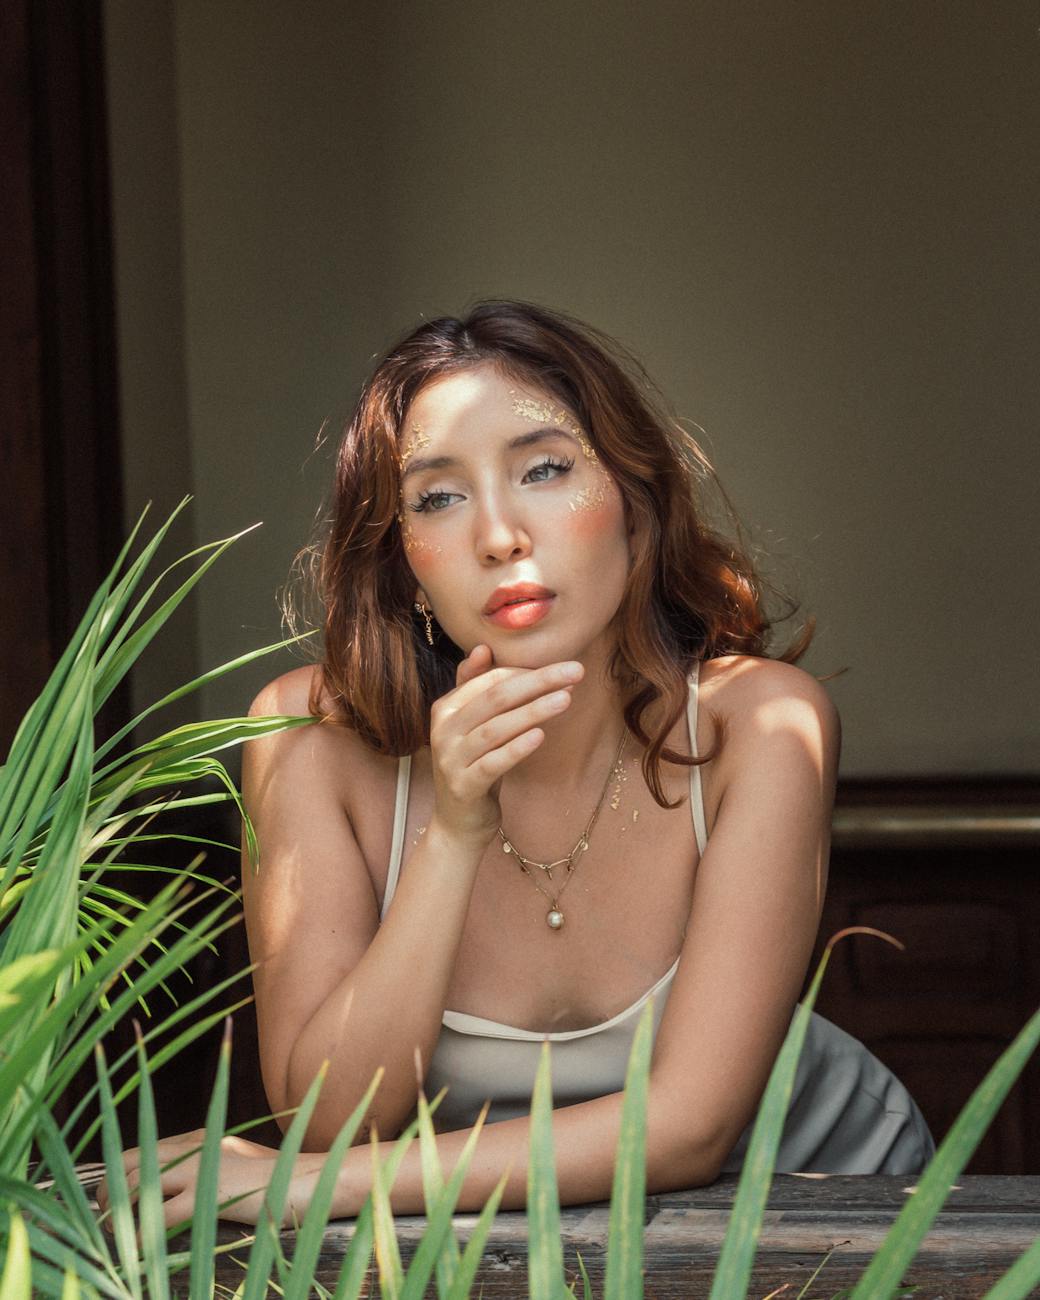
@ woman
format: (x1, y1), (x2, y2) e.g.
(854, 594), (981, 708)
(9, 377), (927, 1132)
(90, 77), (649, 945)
(100, 299), (934, 1228)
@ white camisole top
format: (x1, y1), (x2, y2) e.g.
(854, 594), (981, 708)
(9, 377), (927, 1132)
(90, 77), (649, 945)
(377, 662), (936, 1174)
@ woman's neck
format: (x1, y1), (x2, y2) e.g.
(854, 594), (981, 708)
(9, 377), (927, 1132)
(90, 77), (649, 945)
(501, 646), (631, 805)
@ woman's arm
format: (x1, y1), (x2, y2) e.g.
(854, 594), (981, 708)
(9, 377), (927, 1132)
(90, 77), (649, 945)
(314, 657), (841, 1215)
(288, 1083), (723, 1220)
(125, 1082), (721, 1230)
(109, 656), (839, 1229)
(244, 650), (585, 1149)
(646, 656), (841, 1167)
(242, 671), (486, 1149)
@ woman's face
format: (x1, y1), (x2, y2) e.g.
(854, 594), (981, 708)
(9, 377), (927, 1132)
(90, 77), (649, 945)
(398, 362), (633, 669)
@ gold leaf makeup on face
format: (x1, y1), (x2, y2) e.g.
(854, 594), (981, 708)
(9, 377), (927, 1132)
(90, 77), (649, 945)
(399, 422), (432, 468)
(509, 389), (600, 466)
(397, 423), (443, 555)
(397, 510), (442, 556)
(568, 484), (609, 514)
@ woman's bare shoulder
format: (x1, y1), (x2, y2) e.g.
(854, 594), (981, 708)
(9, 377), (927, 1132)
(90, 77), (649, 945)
(245, 664), (392, 799)
(700, 653), (838, 708)
(698, 654), (841, 762)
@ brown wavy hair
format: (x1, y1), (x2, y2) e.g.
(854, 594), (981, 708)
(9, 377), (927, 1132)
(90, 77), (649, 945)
(295, 299), (816, 808)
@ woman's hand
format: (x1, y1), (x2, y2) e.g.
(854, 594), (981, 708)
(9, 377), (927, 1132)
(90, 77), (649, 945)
(94, 1129), (318, 1232)
(428, 644), (585, 843)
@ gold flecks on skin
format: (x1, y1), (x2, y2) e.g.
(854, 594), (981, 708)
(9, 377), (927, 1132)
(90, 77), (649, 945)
(632, 809), (639, 822)
(568, 484), (608, 514)
(509, 389), (599, 464)
(609, 753), (628, 812)
(574, 429), (600, 464)
(398, 510), (441, 555)
(399, 423), (432, 467)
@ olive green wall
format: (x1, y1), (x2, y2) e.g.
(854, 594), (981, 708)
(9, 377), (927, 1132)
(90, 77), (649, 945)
(104, 2), (1040, 774)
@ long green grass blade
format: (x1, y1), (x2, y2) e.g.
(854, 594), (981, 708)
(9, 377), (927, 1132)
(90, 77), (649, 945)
(94, 1041), (143, 1300)
(130, 1027), (169, 1300)
(5, 1245), (111, 1300)
(0, 583), (111, 903)
(283, 1068), (385, 1300)
(0, 949), (66, 1033)
(399, 1101), (495, 1300)
(1, 883), (237, 1169)
(357, 1117), (428, 1300)
(0, 1179), (84, 1263)
(239, 1064), (330, 1300)
(0, 1192), (120, 1299)
(0, 1210), (33, 1300)
(41, 896), (239, 1130)
(850, 1000), (1040, 1299)
(328, 1202), (375, 1300)
(62, 923), (246, 1162)
(708, 941), (840, 1300)
(527, 1041), (567, 1299)
(415, 1086), (461, 1298)
(65, 980), (254, 1156)
(981, 1235), (1040, 1300)
(0, 492), (147, 870)
(188, 1019), (233, 1300)
(442, 1170), (510, 1300)
(28, 1104), (112, 1262)
(369, 1130), (404, 1300)
(0, 618), (99, 943)
(61, 1259), (81, 1300)
(92, 523), (260, 716)
(94, 632), (316, 765)
(604, 998), (653, 1300)
(92, 718), (312, 793)
(574, 1251), (593, 1300)
(0, 495), (162, 821)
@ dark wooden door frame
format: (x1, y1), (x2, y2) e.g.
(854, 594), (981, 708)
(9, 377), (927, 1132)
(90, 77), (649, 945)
(1, 0), (124, 751)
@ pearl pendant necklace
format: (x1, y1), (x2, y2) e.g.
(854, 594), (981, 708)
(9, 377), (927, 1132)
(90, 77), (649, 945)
(496, 730), (627, 931)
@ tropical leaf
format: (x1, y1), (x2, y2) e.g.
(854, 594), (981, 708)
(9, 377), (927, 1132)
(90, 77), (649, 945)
(850, 999), (1040, 1299)
(527, 1042), (567, 1299)
(604, 998), (653, 1300)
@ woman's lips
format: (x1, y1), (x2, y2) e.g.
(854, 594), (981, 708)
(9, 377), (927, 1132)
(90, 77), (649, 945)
(484, 595), (555, 629)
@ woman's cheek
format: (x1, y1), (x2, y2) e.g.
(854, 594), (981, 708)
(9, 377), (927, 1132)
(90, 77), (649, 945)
(563, 478), (623, 539)
(400, 516), (444, 570)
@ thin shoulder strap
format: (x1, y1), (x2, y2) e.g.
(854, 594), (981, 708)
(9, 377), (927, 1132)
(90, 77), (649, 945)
(687, 661), (709, 856)
(381, 753), (412, 920)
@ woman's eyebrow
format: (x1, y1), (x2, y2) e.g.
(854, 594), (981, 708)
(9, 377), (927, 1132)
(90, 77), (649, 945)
(400, 427), (579, 482)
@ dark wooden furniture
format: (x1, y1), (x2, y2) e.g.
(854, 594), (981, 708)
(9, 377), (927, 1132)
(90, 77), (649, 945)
(812, 780), (1040, 1174)
(200, 1175), (1039, 1299)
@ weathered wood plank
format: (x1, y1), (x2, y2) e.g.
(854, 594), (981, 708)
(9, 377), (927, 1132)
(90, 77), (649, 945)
(181, 1174), (1040, 1298)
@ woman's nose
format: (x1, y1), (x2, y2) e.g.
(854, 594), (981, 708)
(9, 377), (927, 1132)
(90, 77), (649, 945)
(474, 498), (531, 565)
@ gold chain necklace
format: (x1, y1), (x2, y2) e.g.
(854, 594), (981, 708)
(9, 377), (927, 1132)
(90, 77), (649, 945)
(497, 729), (628, 931)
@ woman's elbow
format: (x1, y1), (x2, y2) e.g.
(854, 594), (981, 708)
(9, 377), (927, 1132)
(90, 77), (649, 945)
(648, 1136), (726, 1193)
(647, 1086), (731, 1190)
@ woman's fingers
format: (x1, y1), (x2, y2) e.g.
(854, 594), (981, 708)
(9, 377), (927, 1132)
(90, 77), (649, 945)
(162, 1191), (197, 1233)
(440, 661), (583, 737)
(454, 642), (493, 691)
(453, 688), (574, 769)
(467, 724), (548, 781)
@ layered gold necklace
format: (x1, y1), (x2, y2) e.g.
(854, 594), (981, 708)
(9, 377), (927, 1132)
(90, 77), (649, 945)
(497, 729), (628, 931)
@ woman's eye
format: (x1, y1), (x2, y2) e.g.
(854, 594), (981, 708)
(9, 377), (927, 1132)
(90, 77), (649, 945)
(407, 456), (574, 513)
(523, 455), (575, 483)
(408, 490), (457, 513)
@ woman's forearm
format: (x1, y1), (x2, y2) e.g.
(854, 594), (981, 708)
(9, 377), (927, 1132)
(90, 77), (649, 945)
(309, 1085), (721, 1219)
(286, 817), (487, 1147)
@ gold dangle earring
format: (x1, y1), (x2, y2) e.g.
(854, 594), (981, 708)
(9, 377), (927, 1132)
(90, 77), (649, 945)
(414, 601), (434, 645)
